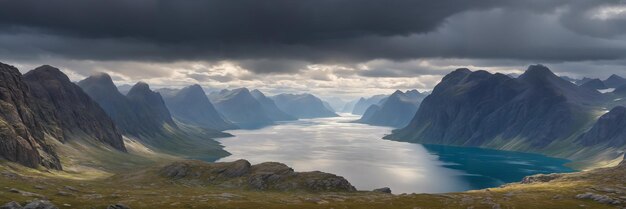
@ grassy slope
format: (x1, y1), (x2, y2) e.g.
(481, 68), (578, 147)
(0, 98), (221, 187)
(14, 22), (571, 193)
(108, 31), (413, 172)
(0, 143), (624, 209)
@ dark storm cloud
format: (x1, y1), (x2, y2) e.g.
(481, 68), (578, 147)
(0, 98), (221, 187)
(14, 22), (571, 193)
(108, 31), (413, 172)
(560, 1), (626, 38)
(0, 0), (551, 43)
(1, 0), (626, 76)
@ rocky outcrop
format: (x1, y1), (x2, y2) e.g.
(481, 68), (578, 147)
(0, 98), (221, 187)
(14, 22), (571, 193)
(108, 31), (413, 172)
(1, 200), (58, 209)
(373, 187), (392, 193)
(520, 173), (564, 184)
(107, 203), (131, 209)
(356, 90), (426, 127)
(159, 160), (356, 192)
(161, 84), (236, 131)
(388, 65), (605, 150)
(271, 93), (338, 119)
(250, 89), (296, 121)
(23, 66), (125, 151)
(579, 106), (626, 147)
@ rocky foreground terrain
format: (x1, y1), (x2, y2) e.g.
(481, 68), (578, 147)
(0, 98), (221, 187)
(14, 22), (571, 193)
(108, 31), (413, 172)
(1, 156), (625, 209)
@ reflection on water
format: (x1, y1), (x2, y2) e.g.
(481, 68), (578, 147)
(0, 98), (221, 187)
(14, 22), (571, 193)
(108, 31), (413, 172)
(212, 115), (574, 193)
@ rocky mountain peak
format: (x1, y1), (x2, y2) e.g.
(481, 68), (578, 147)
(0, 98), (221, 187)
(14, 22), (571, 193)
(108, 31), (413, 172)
(128, 82), (152, 95)
(26, 65), (72, 83)
(518, 64), (559, 83)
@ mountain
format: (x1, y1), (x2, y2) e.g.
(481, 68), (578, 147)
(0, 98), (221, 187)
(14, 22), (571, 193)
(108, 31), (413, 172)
(126, 82), (177, 129)
(351, 95), (388, 115)
(161, 85), (236, 131)
(387, 65), (609, 163)
(355, 90), (426, 127)
(322, 97), (346, 112)
(340, 99), (359, 113)
(0, 63), (127, 170)
(271, 93), (339, 118)
(23, 66), (126, 151)
(209, 88), (274, 128)
(579, 106), (626, 147)
(250, 89), (296, 121)
(575, 77), (594, 85)
(604, 74), (626, 88)
(78, 74), (176, 137)
(580, 79), (608, 90)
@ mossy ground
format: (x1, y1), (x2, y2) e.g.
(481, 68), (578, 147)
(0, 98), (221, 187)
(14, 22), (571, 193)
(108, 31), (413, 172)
(1, 157), (623, 209)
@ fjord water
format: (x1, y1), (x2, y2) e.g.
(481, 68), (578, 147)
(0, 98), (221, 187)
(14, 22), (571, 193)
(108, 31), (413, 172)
(214, 115), (574, 194)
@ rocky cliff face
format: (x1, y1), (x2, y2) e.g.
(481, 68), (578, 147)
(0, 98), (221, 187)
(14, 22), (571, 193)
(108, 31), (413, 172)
(209, 88), (274, 128)
(388, 65), (605, 151)
(0, 63), (61, 169)
(78, 74), (175, 137)
(162, 84), (236, 131)
(23, 66), (125, 152)
(0, 63), (129, 169)
(271, 93), (338, 119)
(356, 90), (426, 128)
(579, 106), (626, 147)
(250, 89), (296, 121)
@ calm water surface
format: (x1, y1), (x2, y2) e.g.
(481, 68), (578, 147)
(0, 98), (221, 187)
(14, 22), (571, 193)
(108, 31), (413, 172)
(214, 115), (574, 194)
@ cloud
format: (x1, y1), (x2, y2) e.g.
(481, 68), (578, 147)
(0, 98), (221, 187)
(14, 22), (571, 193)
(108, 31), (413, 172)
(2, 0), (626, 100)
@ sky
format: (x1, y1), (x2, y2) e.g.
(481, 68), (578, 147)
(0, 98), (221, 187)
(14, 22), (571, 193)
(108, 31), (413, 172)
(1, 0), (626, 101)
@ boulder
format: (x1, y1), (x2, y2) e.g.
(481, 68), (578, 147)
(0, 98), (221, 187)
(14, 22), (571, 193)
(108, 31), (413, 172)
(1, 202), (23, 209)
(219, 159), (251, 178)
(107, 203), (131, 209)
(373, 187), (392, 193)
(521, 173), (564, 184)
(23, 200), (57, 209)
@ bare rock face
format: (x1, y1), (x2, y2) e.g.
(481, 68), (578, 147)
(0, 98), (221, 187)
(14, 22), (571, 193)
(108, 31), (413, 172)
(159, 160), (356, 192)
(23, 65), (125, 151)
(0, 63), (61, 169)
(0, 62), (127, 169)
(520, 173), (564, 184)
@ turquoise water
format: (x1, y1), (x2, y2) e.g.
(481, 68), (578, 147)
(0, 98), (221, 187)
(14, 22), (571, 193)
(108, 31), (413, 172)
(213, 115), (574, 194)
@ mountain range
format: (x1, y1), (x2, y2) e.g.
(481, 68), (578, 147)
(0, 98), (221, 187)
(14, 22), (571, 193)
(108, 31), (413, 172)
(355, 90), (427, 127)
(78, 74), (177, 138)
(351, 94), (388, 115)
(0, 63), (126, 170)
(271, 93), (338, 118)
(250, 89), (297, 122)
(160, 85), (236, 131)
(386, 65), (622, 167)
(209, 88), (275, 128)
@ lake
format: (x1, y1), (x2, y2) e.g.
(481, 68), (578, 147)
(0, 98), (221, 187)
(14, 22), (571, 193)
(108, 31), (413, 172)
(215, 115), (575, 194)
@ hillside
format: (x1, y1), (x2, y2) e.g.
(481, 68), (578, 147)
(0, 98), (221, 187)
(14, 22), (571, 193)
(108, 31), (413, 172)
(387, 65), (615, 168)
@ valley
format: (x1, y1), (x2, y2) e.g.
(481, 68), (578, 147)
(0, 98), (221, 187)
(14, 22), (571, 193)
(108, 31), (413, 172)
(0, 62), (625, 209)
